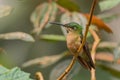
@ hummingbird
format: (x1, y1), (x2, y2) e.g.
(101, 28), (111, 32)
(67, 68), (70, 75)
(50, 22), (95, 70)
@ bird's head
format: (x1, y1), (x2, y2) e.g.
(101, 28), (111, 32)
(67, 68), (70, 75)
(50, 22), (83, 33)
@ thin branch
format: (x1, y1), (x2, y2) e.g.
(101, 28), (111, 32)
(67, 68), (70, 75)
(77, 0), (98, 55)
(76, 0), (98, 80)
(35, 72), (44, 80)
(87, 0), (98, 26)
(89, 28), (100, 80)
(57, 57), (76, 80)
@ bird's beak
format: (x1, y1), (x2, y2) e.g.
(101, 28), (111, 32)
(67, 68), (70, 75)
(49, 22), (65, 27)
(49, 22), (72, 32)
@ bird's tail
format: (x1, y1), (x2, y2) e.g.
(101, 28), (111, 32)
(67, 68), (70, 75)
(77, 56), (94, 70)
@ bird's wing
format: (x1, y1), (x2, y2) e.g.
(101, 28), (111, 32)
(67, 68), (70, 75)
(83, 42), (95, 69)
(77, 55), (92, 70)
(77, 35), (95, 70)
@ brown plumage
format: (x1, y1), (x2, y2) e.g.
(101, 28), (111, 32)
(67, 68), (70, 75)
(66, 31), (95, 70)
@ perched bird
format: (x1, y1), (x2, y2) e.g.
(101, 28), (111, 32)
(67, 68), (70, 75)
(50, 22), (95, 70)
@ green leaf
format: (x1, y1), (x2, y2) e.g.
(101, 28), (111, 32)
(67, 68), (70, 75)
(0, 5), (12, 18)
(0, 66), (9, 74)
(0, 32), (35, 42)
(98, 13), (120, 22)
(57, 0), (80, 12)
(0, 66), (33, 80)
(99, 0), (120, 11)
(40, 34), (66, 41)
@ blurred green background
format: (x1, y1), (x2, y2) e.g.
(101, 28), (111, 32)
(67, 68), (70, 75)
(0, 0), (120, 80)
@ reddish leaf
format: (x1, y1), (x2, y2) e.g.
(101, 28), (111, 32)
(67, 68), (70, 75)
(84, 14), (113, 33)
(95, 52), (120, 64)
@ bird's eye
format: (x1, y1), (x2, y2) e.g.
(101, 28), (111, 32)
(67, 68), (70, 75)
(73, 27), (76, 30)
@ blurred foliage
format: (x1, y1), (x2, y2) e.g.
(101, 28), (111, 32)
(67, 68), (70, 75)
(113, 45), (120, 62)
(56, 0), (80, 12)
(0, 32), (35, 42)
(0, 0), (120, 80)
(0, 5), (12, 18)
(31, 2), (58, 35)
(98, 63), (120, 78)
(99, 0), (120, 11)
(22, 51), (67, 68)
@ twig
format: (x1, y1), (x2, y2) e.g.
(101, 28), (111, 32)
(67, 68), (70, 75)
(89, 29), (100, 80)
(57, 57), (76, 80)
(35, 72), (44, 80)
(76, 0), (98, 80)
(77, 0), (98, 54)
